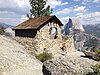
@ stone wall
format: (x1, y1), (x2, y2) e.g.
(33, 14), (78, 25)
(13, 37), (37, 55)
(62, 35), (75, 53)
(35, 22), (75, 55)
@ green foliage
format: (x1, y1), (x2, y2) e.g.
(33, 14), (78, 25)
(0, 26), (5, 35)
(84, 46), (100, 61)
(94, 50), (100, 61)
(43, 5), (53, 16)
(92, 46), (100, 54)
(91, 46), (95, 51)
(94, 49), (100, 55)
(36, 51), (52, 62)
(91, 46), (100, 61)
(27, 14), (32, 19)
(86, 64), (100, 75)
(27, 0), (52, 18)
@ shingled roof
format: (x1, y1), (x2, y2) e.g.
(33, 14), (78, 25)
(12, 15), (63, 30)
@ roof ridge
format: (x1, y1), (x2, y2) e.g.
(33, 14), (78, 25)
(12, 15), (63, 30)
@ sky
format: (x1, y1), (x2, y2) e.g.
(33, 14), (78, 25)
(0, 0), (100, 26)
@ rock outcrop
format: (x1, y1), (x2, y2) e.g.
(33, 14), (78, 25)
(0, 35), (43, 75)
(72, 19), (85, 32)
(84, 51), (100, 61)
(4, 27), (15, 37)
(74, 31), (100, 51)
(43, 51), (99, 75)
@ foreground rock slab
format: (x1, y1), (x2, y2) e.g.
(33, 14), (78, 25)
(0, 35), (43, 75)
(43, 51), (100, 75)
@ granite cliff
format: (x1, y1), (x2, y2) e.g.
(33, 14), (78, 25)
(43, 51), (99, 75)
(0, 35), (43, 75)
(64, 18), (100, 51)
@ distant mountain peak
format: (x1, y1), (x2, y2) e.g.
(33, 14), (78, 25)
(63, 18), (85, 35)
(63, 18), (73, 35)
(72, 19), (85, 32)
(0, 22), (12, 28)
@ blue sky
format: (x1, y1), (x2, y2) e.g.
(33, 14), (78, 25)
(0, 0), (100, 25)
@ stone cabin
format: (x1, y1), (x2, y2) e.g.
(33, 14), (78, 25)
(13, 15), (75, 54)
(12, 15), (63, 38)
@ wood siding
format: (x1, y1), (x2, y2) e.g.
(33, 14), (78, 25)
(15, 29), (37, 38)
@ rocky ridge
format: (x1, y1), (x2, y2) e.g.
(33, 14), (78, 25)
(0, 35), (43, 75)
(43, 51), (100, 75)
(83, 25), (100, 38)
(74, 31), (100, 51)
(4, 27), (15, 37)
(72, 19), (85, 32)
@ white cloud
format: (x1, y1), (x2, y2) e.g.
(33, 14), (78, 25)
(74, 6), (87, 12)
(82, 0), (100, 4)
(0, 10), (28, 25)
(46, 0), (61, 8)
(0, 0), (30, 15)
(46, 0), (68, 8)
(16, 0), (30, 7)
(76, 13), (84, 16)
(74, 0), (80, 1)
(60, 16), (71, 24)
(96, 6), (100, 7)
(85, 0), (100, 3)
(20, 15), (28, 23)
(0, 0), (30, 25)
(76, 12), (100, 25)
(55, 8), (71, 15)
(61, 2), (68, 5)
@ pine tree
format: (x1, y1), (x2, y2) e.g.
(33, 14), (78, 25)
(27, 0), (52, 18)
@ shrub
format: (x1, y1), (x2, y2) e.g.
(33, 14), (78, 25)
(93, 50), (100, 61)
(84, 46), (100, 61)
(0, 26), (5, 35)
(94, 49), (100, 55)
(86, 64), (100, 75)
(36, 51), (52, 62)
(92, 46), (100, 61)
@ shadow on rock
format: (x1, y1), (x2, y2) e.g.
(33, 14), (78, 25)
(42, 65), (51, 75)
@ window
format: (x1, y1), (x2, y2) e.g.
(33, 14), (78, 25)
(49, 27), (57, 39)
